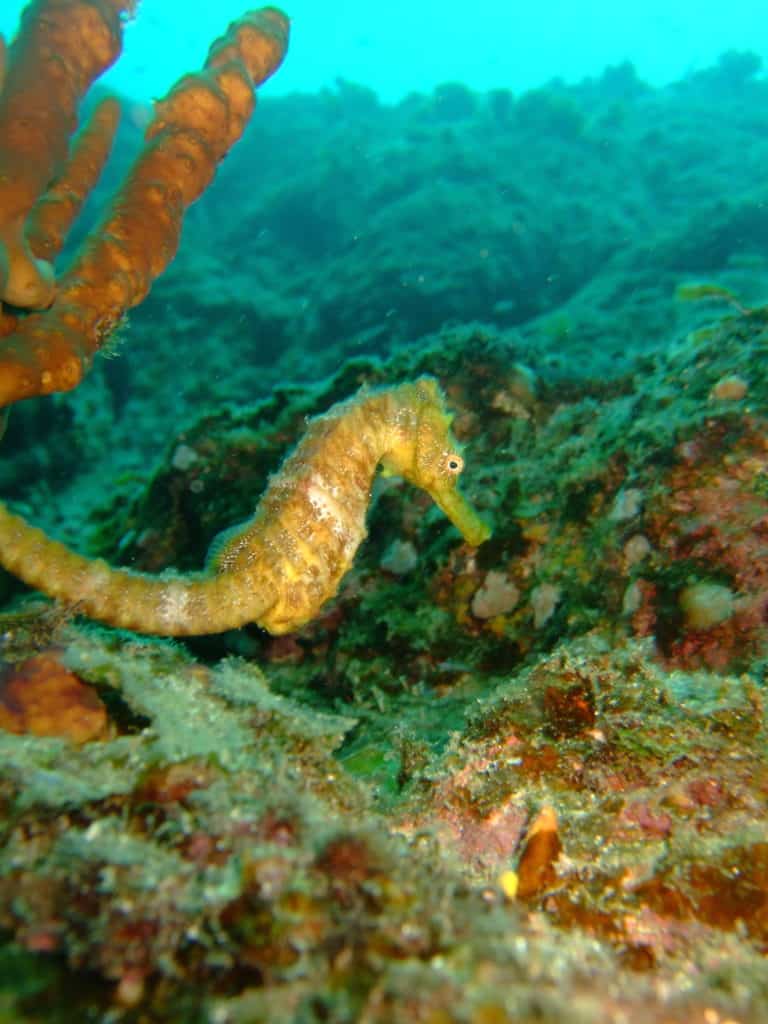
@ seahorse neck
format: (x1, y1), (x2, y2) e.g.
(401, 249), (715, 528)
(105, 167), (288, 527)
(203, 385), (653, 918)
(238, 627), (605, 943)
(350, 386), (411, 462)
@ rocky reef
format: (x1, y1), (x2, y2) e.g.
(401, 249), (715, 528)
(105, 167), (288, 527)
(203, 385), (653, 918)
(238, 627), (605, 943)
(2, 51), (768, 1024)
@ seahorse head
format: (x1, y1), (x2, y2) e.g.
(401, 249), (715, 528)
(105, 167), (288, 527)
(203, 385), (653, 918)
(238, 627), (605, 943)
(381, 377), (491, 547)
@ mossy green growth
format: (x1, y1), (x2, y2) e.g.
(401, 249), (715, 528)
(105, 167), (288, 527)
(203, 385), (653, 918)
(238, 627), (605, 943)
(0, 942), (59, 1002)
(0, 627), (360, 812)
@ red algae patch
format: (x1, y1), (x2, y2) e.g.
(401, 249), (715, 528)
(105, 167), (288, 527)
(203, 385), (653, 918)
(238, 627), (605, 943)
(643, 418), (768, 671)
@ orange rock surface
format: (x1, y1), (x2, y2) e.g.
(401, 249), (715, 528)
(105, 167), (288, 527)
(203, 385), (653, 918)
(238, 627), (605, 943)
(0, 649), (107, 742)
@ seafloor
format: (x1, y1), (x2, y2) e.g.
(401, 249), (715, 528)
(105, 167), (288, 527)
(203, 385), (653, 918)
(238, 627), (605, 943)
(2, 54), (768, 1023)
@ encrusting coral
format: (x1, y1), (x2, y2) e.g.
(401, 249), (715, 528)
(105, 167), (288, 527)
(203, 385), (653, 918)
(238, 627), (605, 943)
(0, 0), (289, 405)
(0, 377), (490, 634)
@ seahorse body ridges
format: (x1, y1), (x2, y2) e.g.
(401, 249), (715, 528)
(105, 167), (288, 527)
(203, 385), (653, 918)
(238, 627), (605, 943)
(0, 378), (490, 635)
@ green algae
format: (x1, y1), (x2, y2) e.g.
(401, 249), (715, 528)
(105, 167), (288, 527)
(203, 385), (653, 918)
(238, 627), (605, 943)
(0, 731), (143, 808)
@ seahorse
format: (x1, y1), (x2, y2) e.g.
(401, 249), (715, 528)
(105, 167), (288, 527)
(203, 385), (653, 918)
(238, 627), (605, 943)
(0, 377), (490, 635)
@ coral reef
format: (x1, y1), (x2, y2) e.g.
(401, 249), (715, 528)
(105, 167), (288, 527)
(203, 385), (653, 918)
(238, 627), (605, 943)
(1, 622), (767, 1021)
(2, 311), (768, 1021)
(2, 23), (768, 1023)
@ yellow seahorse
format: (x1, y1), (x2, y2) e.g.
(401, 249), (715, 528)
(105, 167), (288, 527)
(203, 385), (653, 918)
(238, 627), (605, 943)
(0, 378), (490, 635)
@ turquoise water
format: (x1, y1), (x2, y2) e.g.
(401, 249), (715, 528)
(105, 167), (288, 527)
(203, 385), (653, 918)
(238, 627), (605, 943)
(2, 1), (768, 102)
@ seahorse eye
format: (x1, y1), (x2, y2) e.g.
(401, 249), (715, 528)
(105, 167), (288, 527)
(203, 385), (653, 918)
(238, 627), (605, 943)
(444, 453), (464, 474)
